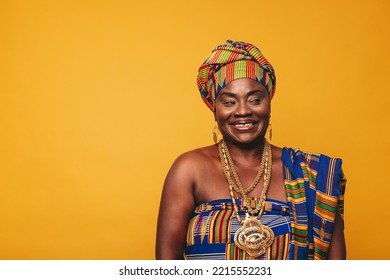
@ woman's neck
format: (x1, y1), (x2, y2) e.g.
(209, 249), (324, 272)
(223, 138), (266, 164)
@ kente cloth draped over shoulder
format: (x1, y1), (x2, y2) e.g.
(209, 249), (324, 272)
(184, 148), (346, 260)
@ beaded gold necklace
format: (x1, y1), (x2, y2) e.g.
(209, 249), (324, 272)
(218, 139), (275, 257)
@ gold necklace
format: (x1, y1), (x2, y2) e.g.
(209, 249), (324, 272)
(220, 140), (266, 197)
(218, 139), (275, 258)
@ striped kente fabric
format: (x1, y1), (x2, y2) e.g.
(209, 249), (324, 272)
(184, 198), (291, 260)
(282, 148), (346, 260)
(184, 148), (346, 260)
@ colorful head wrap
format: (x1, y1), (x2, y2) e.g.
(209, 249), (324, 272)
(197, 40), (276, 111)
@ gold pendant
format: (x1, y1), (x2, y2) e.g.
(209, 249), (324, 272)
(234, 215), (275, 257)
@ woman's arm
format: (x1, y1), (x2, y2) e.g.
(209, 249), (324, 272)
(155, 154), (196, 259)
(327, 207), (346, 260)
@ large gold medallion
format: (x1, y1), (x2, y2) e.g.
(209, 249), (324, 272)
(234, 215), (275, 257)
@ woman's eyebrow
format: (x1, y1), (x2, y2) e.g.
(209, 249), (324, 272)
(218, 92), (236, 98)
(247, 90), (266, 96)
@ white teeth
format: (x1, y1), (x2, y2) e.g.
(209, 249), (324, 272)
(234, 123), (253, 128)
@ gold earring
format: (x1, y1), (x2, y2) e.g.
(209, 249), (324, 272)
(267, 122), (272, 141)
(212, 122), (221, 144)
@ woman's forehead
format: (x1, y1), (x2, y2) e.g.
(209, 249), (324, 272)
(219, 79), (268, 95)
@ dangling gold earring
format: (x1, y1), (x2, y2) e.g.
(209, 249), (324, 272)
(267, 122), (272, 141)
(212, 122), (221, 144)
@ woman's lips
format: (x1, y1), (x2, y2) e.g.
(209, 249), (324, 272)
(231, 121), (257, 131)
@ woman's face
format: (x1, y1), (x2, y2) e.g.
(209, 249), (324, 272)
(214, 78), (270, 146)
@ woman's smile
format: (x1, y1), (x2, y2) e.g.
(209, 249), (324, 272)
(230, 119), (258, 131)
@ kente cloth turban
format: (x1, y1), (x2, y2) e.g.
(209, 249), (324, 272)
(197, 40), (276, 111)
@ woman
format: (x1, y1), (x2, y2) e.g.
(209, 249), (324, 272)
(156, 40), (346, 260)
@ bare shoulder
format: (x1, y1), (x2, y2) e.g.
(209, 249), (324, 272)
(164, 144), (218, 187)
(178, 145), (218, 160)
(169, 145), (218, 173)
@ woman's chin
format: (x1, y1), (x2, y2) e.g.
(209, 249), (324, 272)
(224, 134), (265, 145)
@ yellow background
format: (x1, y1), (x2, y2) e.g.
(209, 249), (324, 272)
(1, 0), (389, 260)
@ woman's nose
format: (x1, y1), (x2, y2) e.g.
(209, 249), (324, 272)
(234, 101), (252, 116)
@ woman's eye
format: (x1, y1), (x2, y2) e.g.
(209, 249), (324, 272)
(222, 100), (236, 105)
(249, 98), (261, 104)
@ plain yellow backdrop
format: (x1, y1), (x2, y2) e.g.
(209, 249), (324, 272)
(1, 0), (389, 260)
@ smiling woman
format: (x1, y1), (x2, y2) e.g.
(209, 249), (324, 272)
(155, 40), (346, 260)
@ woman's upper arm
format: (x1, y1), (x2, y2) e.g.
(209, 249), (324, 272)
(155, 154), (196, 260)
(327, 206), (346, 260)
